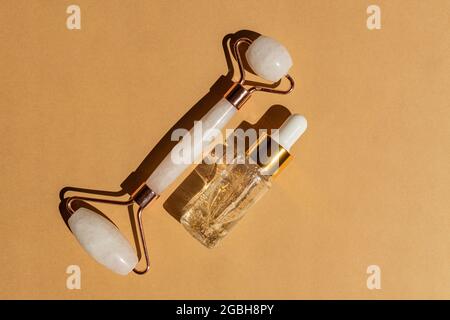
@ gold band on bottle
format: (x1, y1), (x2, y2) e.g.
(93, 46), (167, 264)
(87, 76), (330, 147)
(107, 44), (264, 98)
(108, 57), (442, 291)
(247, 134), (292, 177)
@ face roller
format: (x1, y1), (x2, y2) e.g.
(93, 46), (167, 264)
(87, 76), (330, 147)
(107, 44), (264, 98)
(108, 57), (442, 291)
(65, 34), (295, 275)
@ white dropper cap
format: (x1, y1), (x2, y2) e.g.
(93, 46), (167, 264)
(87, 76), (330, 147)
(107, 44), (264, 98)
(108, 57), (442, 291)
(272, 114), (307, 152)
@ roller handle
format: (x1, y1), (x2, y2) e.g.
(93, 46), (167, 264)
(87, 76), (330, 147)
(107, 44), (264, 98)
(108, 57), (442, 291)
(146, 98), (236, 195)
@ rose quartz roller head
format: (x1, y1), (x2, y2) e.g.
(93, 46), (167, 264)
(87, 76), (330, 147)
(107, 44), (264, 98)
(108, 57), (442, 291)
(64, 33), (295, 275)
(246, 36), (293, 82)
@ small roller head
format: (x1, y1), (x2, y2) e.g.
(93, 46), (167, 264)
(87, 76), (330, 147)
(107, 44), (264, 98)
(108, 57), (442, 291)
(246, 35), (293, 82)
(68, 207), (138, 275)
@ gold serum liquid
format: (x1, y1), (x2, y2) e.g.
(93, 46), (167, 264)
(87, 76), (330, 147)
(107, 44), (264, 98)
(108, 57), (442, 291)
(181, 114), (307, 248)
(181, 155), (271, 248)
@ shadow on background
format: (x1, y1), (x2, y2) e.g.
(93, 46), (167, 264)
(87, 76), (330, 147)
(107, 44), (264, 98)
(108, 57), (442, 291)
(58, 29), (265, 255)
(119, 29), (262, 195)
(163, 104), (291, 222)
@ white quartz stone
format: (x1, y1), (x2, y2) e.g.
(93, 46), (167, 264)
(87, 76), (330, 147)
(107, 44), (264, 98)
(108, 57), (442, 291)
(146, 98), (236, 195)
(68, 207), (138, 275)
(246, 36), (293, 82)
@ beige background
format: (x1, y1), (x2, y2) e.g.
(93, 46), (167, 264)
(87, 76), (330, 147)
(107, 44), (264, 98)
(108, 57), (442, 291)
(1, 0), (449, 299)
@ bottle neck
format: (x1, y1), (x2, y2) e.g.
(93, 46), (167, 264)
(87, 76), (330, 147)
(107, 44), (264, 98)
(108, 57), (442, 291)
(247, 134), (292, 177)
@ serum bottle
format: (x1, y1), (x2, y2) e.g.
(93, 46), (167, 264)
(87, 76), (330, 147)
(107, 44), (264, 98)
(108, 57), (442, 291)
(180, 114), (307, 248)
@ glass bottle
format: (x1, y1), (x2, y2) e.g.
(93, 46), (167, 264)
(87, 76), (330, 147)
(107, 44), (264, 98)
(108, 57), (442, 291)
(180, 114), (307, 248)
